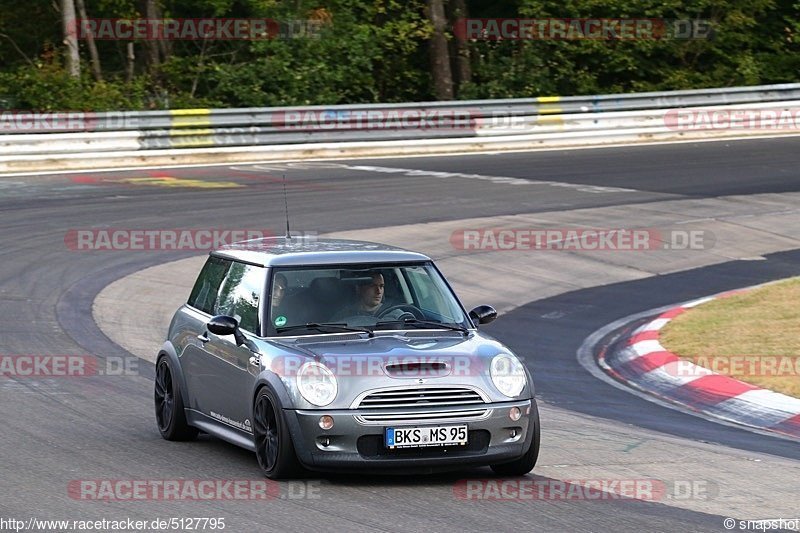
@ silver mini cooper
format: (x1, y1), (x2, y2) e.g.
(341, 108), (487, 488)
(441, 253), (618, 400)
(155, 236), (540, 478)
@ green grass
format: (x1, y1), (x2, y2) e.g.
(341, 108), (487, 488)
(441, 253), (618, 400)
(660, 278), (800, 398)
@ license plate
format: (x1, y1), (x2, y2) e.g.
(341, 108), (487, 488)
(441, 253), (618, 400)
(385, 425), (468, 449)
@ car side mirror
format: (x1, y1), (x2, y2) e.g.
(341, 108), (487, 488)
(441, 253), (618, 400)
(207, 315), (247, 346)
(469, 305), (497, 326)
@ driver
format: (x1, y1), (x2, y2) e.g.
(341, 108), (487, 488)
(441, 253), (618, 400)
(356, 272), (385, 314)
(333, 271), (405, 321)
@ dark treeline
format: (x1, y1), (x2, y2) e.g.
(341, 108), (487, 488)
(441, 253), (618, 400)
(0, 0), (797, 110)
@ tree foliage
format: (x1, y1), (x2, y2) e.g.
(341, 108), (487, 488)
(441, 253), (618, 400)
(0, 0), (797, 110)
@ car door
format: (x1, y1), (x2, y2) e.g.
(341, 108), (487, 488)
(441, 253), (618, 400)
(181, 255), (232, 413)
(193, 261), (266, 433)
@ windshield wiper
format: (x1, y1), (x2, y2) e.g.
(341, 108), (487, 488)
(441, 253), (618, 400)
(374, 318), (468, 335)
(276, 322), (374, 337)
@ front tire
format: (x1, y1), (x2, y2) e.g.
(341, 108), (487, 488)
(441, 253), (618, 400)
(253, 387), (303, 479)
(490, 400), (540, 476)
(154, 356), (198, 441)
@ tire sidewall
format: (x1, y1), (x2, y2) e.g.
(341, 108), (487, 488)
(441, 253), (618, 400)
(155, 355), (195, 440)
(253, 386), (300, 479)
(155, 357), (177, 437)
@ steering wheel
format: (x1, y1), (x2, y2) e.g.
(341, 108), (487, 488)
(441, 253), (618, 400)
(377, 304), (425, 320)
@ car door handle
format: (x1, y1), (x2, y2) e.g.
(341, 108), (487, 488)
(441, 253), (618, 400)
(197, 333), (210, 343)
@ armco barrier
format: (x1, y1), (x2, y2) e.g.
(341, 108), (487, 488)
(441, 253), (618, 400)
(1, 83), (799, 172)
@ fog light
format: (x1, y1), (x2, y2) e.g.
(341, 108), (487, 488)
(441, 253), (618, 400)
(321, 437), (330, 447)
(509, 407), (522, 421)
(319, 415), (334, 430)
(510, 429), (517, 438)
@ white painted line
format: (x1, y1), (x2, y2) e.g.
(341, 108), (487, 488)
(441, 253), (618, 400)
(682, 297), (715, 308)
(336, 163), (636, 193)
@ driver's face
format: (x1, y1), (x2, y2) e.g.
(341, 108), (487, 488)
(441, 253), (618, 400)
(358, 274), (384, 311)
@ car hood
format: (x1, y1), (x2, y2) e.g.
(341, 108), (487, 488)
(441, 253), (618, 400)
(257, 331), (533, 408)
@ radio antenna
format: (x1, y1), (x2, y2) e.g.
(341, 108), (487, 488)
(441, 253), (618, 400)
(282, 174), (291, 239)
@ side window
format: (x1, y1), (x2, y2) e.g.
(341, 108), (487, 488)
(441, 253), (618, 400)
(214, 262), (265, 334)
(187, 256), (231, 314)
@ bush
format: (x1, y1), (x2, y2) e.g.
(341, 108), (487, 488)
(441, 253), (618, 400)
(0, 63), (214, 111)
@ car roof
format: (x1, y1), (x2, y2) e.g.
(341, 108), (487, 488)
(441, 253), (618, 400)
(212, 236), (432, 267)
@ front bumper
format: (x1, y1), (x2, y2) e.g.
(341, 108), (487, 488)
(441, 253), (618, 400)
(283, 399), (536, 472)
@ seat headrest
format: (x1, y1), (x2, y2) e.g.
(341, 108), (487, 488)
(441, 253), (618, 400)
(309, 277), (340, 293)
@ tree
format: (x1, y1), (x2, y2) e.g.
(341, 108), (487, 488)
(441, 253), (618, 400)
(426, 0), (453, 99)
(61, 0), (81, 77)
(141, 0), (164, 74)
(75, 0), (102, 81)
(450, 0), (472, 95)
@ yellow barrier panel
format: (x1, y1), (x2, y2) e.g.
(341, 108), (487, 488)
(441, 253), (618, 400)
(169, 110), (214, 147)
(536, 96), (562, 115)
(536, 115), (565, 126)
(170, 109), (212, 127)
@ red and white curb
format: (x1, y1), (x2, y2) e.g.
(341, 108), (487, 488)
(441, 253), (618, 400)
(598, 291), (800, 439)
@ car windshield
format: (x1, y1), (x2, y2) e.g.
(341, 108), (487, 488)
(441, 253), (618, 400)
(266, 262), (470, 336)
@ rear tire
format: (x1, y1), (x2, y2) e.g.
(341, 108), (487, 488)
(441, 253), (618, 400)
(154, 356), (198, 441)
(253, 387), (303, 479)
(490, 400), (540, 476)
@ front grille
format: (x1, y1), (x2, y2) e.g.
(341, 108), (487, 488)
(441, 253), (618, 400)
(355, 408), (490, 424)
(357, 387), (486, 409)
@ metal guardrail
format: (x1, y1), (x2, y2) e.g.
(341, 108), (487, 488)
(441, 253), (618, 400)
(0, 83), (798, 170)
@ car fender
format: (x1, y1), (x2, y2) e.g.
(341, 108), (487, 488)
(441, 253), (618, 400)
(156, 341), (191, 402)
(252, 369), (315, 466)
(522, 398), (540, 452)
(523, 363), (536, 399)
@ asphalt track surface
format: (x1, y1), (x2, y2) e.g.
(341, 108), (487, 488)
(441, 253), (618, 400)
(2, 137), (800, 532)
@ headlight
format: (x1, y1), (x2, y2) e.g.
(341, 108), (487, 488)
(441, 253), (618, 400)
(296, 362), (338, 406)
(490, 353), (527, 397)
